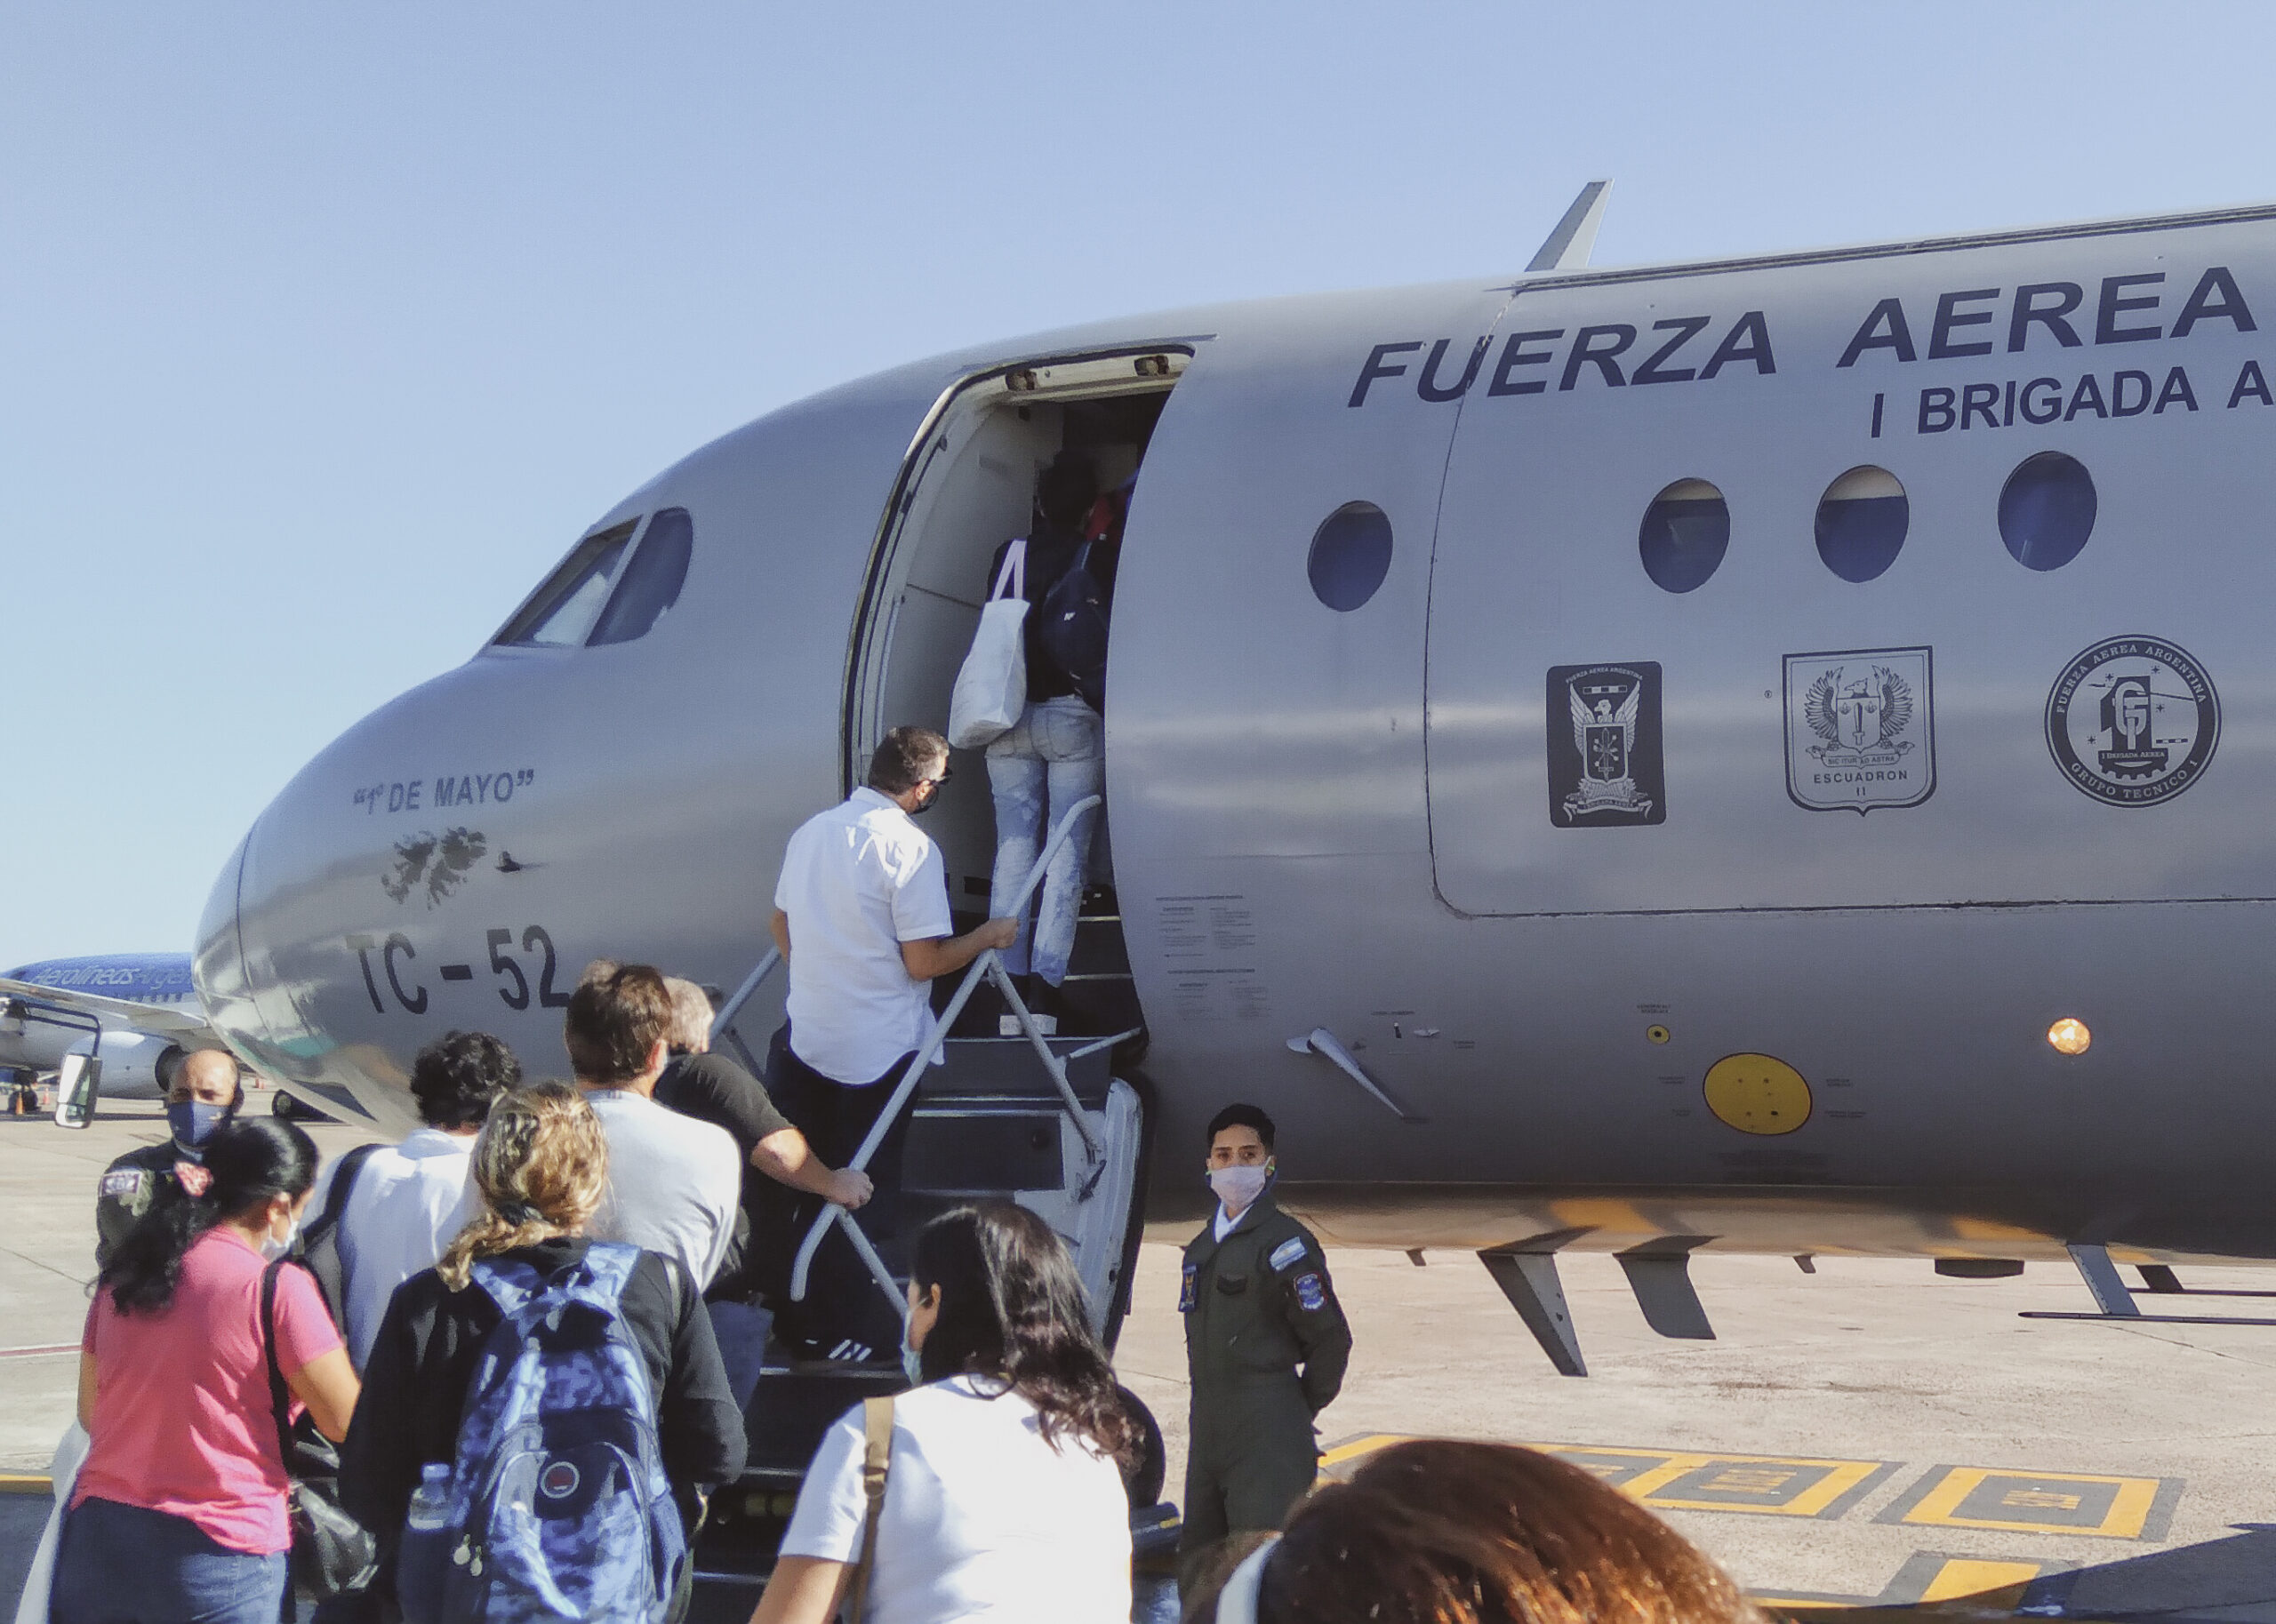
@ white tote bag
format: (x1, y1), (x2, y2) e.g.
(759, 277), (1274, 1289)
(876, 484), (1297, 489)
(14, 1420), (89, 1624)
(947, 540), (1029, 749)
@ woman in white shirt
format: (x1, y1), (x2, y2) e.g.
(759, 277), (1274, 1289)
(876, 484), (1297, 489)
(751, 1204), (1138, 1624)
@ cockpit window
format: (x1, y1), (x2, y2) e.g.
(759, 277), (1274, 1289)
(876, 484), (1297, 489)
(497, 522), (638, 647)
(589, 508), (693, 645)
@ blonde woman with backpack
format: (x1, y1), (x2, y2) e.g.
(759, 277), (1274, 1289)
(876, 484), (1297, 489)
(340, 1082), (745, 1620)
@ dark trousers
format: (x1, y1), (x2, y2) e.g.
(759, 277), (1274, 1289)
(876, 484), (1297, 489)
(311, 1589), (384, 1624)
(762, 1025), (917, 1357)
(52, 1496), (288, 1624)
(1177, 1376), (1319, 1589)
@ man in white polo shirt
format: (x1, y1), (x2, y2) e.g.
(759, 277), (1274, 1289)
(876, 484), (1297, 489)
(767, 725), (1016, 1361)
(566, 961), (744, 1290)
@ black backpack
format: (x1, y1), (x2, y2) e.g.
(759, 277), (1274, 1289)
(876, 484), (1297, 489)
(1037, 540), (1110, 709)
(293, 1140), (380, 1332)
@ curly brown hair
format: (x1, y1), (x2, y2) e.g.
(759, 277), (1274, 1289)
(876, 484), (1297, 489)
(1190, 1440), (1765, 1624)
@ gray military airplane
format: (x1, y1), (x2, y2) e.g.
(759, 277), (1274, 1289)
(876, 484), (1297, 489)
(191, 183), (2276, 1375)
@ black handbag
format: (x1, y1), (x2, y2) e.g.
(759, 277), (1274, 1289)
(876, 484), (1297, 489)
(261, 1258), (380, 1604)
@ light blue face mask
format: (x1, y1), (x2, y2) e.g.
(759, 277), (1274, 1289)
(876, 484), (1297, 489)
(902, 1323), (925, 1388)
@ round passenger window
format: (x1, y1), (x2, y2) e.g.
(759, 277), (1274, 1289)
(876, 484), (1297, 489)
(1639, 479), (1730, 593)
(1308, 501), (1394, 612)
(1999, 452), (2096, 572)
(1815, 466), (1909, 583)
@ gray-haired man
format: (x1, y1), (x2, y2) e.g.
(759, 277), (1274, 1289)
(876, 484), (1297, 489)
(654, 976), (870, 1304)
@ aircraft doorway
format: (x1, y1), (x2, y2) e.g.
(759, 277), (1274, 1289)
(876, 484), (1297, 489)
(845, 348), (1186, 1037)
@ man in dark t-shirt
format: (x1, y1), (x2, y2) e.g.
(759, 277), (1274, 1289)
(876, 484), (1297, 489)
(656, 977), (871, 1302)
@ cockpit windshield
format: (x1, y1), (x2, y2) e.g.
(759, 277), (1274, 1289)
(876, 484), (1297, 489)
(496, 522), (637, 647)
(494, 508), (694, 649)
(590, 508), (693, 644)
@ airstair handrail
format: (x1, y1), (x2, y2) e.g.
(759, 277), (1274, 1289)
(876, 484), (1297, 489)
(789, 794), (1106, 1312)
(709, 948), (781, 1045)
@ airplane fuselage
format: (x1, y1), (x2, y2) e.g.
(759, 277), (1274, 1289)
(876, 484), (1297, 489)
(197, 204), (2276, 1267)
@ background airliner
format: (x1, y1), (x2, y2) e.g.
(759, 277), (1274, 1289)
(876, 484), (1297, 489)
(3, 953), (205, 1101)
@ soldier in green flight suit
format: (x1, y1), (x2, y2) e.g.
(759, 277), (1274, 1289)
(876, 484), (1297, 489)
(93, 1048), (242, 1268)
(1177, 1101), (1351, 1591)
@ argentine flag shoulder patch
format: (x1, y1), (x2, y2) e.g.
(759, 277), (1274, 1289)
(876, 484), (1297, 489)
(1269, 1236), (1307, 1273)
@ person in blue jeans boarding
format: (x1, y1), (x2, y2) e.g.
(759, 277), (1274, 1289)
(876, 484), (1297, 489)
(982, 452), (1120, 1025)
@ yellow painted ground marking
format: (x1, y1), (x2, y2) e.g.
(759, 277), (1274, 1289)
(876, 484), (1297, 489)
(1317, 1434), (1406, 1469)
(1902, 1468), (2159, 1539)
(1326, 1441), (1889, 1518)
(1528, 1444), (1882, 1517)
(1919, 1558), (2042, 1606)
(1315, 1434), (1409, 1480)
(2002, 1489), (2080, 1510)
(0, 1473), (52, 1495)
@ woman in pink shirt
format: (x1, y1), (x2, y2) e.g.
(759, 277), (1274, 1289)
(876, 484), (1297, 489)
(54, 1116), (362, 1624)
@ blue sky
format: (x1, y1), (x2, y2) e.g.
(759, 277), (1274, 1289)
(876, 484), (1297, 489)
(4, 3), (2272, 966)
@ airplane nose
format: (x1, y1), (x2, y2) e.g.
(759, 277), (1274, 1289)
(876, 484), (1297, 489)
(193, 828), (274, 1066)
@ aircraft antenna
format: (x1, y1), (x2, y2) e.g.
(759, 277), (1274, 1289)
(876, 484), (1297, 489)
(1527, 180), (1612, 273)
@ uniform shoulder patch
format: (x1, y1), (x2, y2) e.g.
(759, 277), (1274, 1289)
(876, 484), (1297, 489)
(1294, 1272), (1327, 1312)
(99, 1168), (146, 1198)
(1268, 1236), (1308, 1273)
(1179, 1263), (1198, 1313)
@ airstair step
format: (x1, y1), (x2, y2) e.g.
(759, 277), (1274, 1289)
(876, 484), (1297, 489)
(1067, 914), (1130, 977)
(907, 1106), (1065, 1195)
(921, 1036), (1112, 1107)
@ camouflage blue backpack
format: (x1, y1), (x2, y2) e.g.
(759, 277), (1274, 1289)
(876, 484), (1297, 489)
(395, 1244), (689, 1622)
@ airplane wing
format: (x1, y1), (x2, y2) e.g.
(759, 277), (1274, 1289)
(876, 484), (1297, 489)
(0, 977), (213, 1042)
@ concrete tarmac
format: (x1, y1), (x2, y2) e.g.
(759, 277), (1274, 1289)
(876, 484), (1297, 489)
(1116, 1240), (2276, 1620)
(8, 1104), (2275, 1620)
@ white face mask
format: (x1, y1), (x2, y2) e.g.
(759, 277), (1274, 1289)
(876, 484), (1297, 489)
(902, 1300), (929, 1388)
(260, 1211), (298, 1261)
(1206, 1163), (1271, 1210)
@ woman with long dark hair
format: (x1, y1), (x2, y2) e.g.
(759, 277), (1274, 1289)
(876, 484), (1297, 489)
(754, 1202), (1138, 1624)
(53, 1115), (360, 1624)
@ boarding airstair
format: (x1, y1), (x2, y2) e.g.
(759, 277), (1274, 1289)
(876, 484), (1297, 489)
(684, 801), (1166, 1616)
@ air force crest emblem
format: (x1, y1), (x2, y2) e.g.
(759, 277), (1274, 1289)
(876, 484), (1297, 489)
(2044, 636), (2219, 806)
(1783, 647), (1935, 813)
(1545, 662), (1665, 828)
